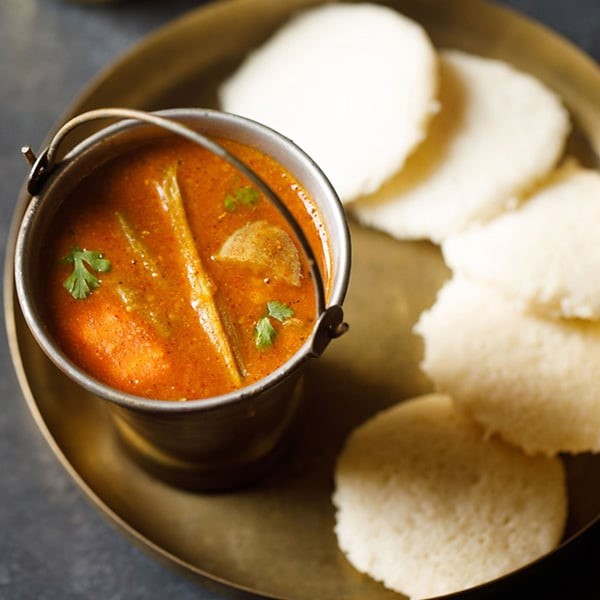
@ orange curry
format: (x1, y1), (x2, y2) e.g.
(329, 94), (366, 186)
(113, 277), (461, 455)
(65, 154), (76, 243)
(41, 136), (330, 400)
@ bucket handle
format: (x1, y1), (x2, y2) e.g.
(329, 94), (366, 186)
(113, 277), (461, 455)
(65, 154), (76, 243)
(21, 108), (348, 356)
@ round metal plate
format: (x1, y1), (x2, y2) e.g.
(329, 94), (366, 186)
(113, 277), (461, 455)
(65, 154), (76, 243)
(5, 1), (600, 598)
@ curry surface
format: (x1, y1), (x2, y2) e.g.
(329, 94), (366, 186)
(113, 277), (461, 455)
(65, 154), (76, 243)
(41, 137), (330, 400)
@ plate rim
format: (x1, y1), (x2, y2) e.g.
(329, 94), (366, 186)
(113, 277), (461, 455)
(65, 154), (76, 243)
(5, 0), (600, 598)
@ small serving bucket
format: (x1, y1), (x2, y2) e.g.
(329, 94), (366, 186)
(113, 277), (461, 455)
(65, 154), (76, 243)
(15, 108), (351, 490)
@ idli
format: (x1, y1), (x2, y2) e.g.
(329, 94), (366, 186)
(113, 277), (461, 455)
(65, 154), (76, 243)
(442, 165), (600, 319)
(333, 394), (566, 599)
(415, 277), (600, 455)
(219, 3), (438, 203)
(352, 49), (570, 242)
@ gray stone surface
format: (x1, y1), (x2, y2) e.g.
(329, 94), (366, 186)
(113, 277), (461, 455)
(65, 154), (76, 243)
(0, 0), (599, 598)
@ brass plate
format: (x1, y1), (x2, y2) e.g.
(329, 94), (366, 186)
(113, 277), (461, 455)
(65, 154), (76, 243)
(5, 1), (600, 598)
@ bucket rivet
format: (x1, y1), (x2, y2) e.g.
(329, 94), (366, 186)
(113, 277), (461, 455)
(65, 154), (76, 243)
(21, 146), (37, 166)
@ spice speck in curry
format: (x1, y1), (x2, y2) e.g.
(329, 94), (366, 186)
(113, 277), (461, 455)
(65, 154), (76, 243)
(41, 137), (330, 401)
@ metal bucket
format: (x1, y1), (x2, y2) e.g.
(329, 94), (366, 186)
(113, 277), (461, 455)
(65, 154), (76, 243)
(14, 108), (351, 490)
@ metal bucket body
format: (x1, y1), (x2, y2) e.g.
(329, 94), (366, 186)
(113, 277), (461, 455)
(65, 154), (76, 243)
(14, 109), (351, 490)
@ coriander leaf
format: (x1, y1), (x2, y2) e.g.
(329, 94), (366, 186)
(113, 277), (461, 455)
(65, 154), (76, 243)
(266, 300), (294, 322)
(255, 316), (277, 349)
(224, 194), (237, 212)
(254, 301), (295, 350)
(61, 247), (111, 300)
(223, 185), (260, 212)
(236, 185), (260, 206)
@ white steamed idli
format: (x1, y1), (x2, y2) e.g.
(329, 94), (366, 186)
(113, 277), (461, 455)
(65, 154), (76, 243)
(442, 164), (600, 319)
(415, 277), (600, 455)
(333, 393), (566, 599)
(219, 3), (438, 203)
(351, 49), (570, 242)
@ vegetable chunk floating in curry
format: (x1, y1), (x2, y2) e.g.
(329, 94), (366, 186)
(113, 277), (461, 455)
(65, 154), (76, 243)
(41, 136), (331, 401)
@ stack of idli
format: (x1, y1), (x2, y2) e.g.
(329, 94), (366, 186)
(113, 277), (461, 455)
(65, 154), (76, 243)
(409, 164), (600, 594)
(221, 3), (569, 241)
(352, 49), (569, 241)
(219, 2), (598, 598)
(416, 164), (600, 456)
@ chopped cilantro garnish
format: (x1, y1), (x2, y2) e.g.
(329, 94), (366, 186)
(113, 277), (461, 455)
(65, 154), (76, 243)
(236, 186), (260, 206)
(255, 316), (277, 349)
(224, 185), (260, 212)
(254, 301), (295, 349)
(61, 246), (111, 300)
(267, 300), (295, 322)
(224, 194), (237, 212)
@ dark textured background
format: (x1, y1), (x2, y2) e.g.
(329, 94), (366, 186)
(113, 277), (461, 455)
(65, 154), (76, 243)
(1, 1), (599, 598)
